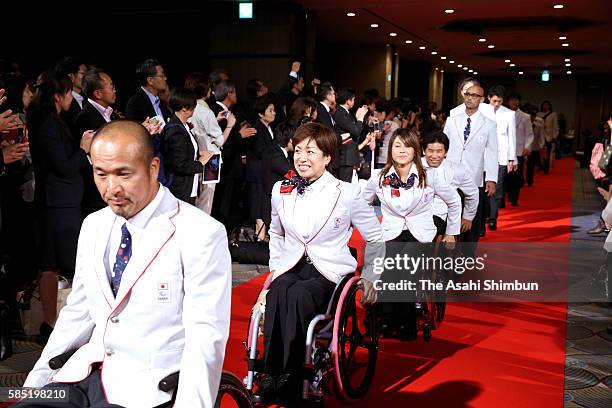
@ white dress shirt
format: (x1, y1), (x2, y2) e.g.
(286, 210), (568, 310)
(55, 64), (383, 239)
(88, 98), (114, 123)
(72, 91), (84, 109)
(189, 100), (224, 153)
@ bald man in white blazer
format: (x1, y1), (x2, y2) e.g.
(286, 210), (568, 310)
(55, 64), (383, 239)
(21, 121), (231, 408)
(443, 84), (497, 249)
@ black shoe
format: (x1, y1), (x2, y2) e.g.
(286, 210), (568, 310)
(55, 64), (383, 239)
(252, 374), (276, 403)
(36, 322), (54, 347)
(488, 219), (497, 231)
(276, 372), (300, 402)
(587, 219), (606, 235)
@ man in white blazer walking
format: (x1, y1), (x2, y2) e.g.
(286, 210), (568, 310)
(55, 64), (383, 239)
(19, 121), (232, 408)
(443, 84), (497, 254)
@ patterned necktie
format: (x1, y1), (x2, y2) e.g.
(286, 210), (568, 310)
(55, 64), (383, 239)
(464, 117), (471, 142)
(111, 223), (132, 297)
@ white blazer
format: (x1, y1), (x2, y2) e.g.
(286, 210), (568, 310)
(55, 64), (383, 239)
(515, 109), (535, 155)
(443, 110), (498, 187)
(24, 187), (232, 408)
(421, 157), (479, 222)
(362, 165), (461, 242)
(487, 105), (517, 165)
(269, 171), (384, 284)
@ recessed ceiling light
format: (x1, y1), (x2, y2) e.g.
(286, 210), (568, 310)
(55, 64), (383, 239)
(346, 12), (356, 17)
(468, 69), (473, 73)
(504, 59), (511, 63)
(509, 63), (516, 67)
(565, 63), (571, 66)
(441, 56), (447, 60)
(554, 4), (564, 9)
(405, 40), (413, 44)
(519, 71), (524, 75)
(389, 32), (397, 37)
(566, 70), (572, 74)
(445, 9), (454, 14)
(370, 23), (379, 28)
(449, 60), (455, 64)
(561, 43), (569, 47)
(488, 44), (495, 49)
(419, 46), (426, 50)
(463, 67), (469, 70)
(435, 67), (439, 70)
(431, 51), (438, 55)
(558, 36), (567, 40)
(479, 38), (487, 42)
(564, 58), (571, 62)
(457, 64), (463, 67)
(473, 71), (478, 75)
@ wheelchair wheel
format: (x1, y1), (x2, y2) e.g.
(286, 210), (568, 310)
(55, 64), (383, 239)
(332, 278), (378, 403)
(215, 371), (254, 408)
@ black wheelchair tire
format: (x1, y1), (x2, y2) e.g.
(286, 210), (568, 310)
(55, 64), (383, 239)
(215, 371), (254, 408)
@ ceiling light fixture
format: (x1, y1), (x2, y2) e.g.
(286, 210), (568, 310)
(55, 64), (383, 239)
(457, 64), (463, 67)
(553, 4), (564, 9)
(519, 71), (524, 75)
(431, 51), (438, 55)
(509, 63), (516, 67)
(389, 32), (397, 37)
(479, 38), (487, 42)
(463, 67), (469, 70)
(449, 60), (455, 64)
(566, 70), (572, 74)
(468, 69), (473, 73)
(346, 12), (356, 17)
(405, 40), (413, 44)
(441, 56), (447, 60)
(504, 59), (511, 63)
(435, 67), (439, 70)
(488, 44), (495, 48)
(473, 71), (478, 75)
(564, 58), (571, 62)
(419, 46), (426, 50)
(565, 63), (571, 66)
(561, 43), (569, 47)
(558, 36), (567, 40)
(445, 9), (454, 14)
(370, 23), (379, 28)
(441, 70), (445, 73)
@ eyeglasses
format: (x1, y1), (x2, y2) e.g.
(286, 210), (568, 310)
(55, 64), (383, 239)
(464, 92), (484, 99)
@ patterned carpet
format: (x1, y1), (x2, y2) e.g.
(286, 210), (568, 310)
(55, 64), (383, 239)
(565, 162), (612, 407)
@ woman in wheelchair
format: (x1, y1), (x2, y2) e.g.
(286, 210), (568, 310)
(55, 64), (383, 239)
(362, 129), (461, 340)
(253, 123), (383, 403)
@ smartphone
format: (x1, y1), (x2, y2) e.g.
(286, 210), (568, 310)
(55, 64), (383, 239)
(202, 153), (222, 184)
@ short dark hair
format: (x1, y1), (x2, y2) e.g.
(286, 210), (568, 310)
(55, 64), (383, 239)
(82, 68), (106, 99)
(506, 93), (521, 102)
(93, 120), (155, 164)
(184, 72), (210, 100)
(55, 56), (84, 76)
(168, 87), (196, 112)
(422, 131), (450, 152)
(254, 93), (276, 116)
(337, 88), (356, 105)
(488, 85), (505, 98)
(318, 81), (334, 101)
(214, 80), (235, 102)
(291, 122), (337, 162)
(136, 59), (162, 86)
(273, 121), (295, 148)
(540, 100), (553, 112)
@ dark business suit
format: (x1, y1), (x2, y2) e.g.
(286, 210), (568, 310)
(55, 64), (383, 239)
(75, 102), (120, 217)
(262, 144), (292, 226)
(333, 106), (362, 182)
(316, 102), (341, 176)
(29, 115), (89, 277)
(161, 115), (203, 204)
(62, 96), (84, 150)
(247, 120), (275, 221)
(125, 88), (172, 124)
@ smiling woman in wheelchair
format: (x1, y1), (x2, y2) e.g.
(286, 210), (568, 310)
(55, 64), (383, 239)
(253, 122), (384, 403)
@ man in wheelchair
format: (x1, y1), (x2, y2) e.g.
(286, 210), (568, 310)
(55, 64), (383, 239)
(249, 123), (384, 404)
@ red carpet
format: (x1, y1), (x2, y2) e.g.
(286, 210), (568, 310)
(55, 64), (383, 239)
(223, 158), (573, 407)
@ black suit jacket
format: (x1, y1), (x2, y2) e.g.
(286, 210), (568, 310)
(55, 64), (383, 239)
(246, 120), (275, 183)
(62, 96), (84, 150)
(125, 88), (172, 123)
(333, 106), (362, 167)
(316, 102), (343, 172)
(75, 102), (120, 215)
(161, 115), (204, 202)
(30, 116), (88, 208)
(262, 144), (292, 225)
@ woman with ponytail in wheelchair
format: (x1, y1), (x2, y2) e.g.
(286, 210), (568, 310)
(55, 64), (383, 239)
(362, 129), (461, 340)
(253, 122), (384, 403)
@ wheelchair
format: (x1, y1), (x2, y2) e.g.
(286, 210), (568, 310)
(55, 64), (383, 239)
(47, 350), (254, 407)
(244, 271), (379, 405)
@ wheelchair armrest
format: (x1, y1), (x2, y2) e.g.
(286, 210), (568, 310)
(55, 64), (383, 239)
(48, 349), (78, 370)
(158, 371), (180, 393)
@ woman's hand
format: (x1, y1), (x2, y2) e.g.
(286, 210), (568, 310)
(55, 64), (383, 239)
(198, 150), (214, 165)
(359, 278), (378, 305)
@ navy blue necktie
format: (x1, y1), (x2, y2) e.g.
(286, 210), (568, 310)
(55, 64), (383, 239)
(111, 223), (132, 297)
(464, 117), (471, 142)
